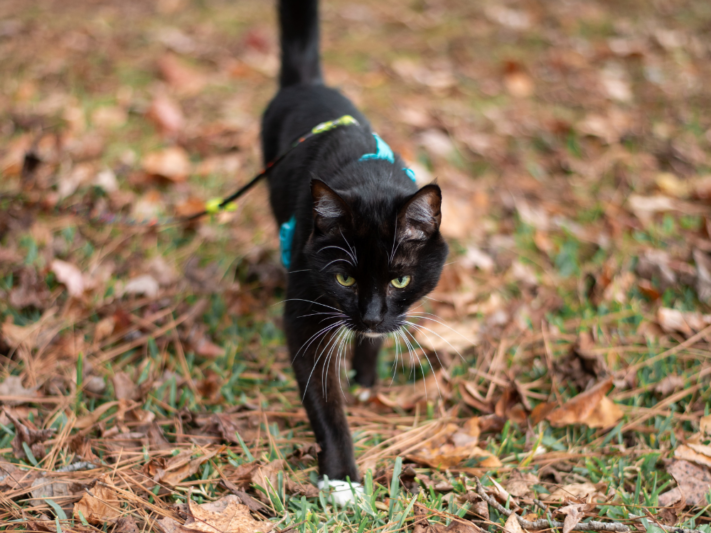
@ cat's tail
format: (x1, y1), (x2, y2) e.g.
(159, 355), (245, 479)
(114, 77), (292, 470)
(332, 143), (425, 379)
(278, 0), (323, 87)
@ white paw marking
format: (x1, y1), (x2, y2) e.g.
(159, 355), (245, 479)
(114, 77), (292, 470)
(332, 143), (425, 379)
(358, 389), (371, 402)
(317, 479), (365, 506)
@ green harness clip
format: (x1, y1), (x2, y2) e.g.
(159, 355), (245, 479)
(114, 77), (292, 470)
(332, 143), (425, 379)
(205, 198), (237, 214)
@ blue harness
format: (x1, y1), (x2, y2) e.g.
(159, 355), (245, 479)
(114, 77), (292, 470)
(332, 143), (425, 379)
(279, 133), (416, 268)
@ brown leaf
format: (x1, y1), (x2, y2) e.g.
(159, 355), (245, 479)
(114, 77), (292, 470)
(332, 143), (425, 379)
(112, 372), (138, 401)
(157, 54), (206, 95)
(116, 517), (141, 533)
(151, 449), (220, 486)
(544, 379), (623, 429)
(655, 374), (686, 396)
(657, 307), (711, 336)
(503, 470), (538, 499)
(376, 370), (451, 411)
(1, 311), (61, 351)
(659, 460), (711, 507)
(548, 482), (607, 503)
(407, 422), (501, 469)
(142, 147), (190, 182)
(413, 503), (483, 533)
(196, 370), (222, 401)
(30, 474), (71, 501)
(219, 479), (275, 517)
(147, 94), (185, 137)
(51, 260), (86, 298)
(0, 376), (39, 405)
(157, 495), (273, 533)
(0, 458), (39, 492)
(5, 410), (54, 461)
(73, 478), (122, 524)
(9, 268), (50, 310)
(503, 513), (525, 533)
(251, 460), (285, 503)
(559, 504), (585, 533)
(582, 397), (624, 429)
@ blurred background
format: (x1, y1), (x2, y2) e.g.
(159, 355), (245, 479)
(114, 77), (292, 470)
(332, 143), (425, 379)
(2, 0), (711, 530)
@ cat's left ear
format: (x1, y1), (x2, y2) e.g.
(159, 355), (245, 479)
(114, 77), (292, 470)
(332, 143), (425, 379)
(311, 179), (352, 235)
(397, 184), (442, 241)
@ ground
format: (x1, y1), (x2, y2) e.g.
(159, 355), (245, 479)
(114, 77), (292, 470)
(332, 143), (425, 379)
(1, 0), (711, 532)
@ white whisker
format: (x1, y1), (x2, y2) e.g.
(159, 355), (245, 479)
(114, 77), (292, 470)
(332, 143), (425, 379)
(304, 325), (343, 400)
(407, 313), (476, 345)
(318, 244), (356, 266)
(339, 230), (358, 265)
(323, 326), (348, 397)
(320, 258), (353, 271)
(400, 325), (442, 400)
(277, 298), (343, 313)
(404, 320), (466, 365)
(294, 320), (344, 360)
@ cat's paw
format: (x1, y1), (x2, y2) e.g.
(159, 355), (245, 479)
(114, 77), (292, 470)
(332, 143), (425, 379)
(317, 479), (364, 506)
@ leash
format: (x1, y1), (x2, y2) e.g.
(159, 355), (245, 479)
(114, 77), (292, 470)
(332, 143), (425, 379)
(2, 114), (359, 228)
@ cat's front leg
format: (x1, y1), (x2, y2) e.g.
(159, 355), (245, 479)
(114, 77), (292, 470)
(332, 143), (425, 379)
(285, 315), (362, 503)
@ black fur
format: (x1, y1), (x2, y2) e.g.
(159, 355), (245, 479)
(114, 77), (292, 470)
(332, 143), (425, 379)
(262, 0), (448, 483)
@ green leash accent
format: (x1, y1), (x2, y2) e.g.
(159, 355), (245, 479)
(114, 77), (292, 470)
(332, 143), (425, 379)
(184, 114), (360, 223)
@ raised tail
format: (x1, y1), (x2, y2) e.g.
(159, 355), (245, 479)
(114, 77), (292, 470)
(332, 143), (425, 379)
(278, 0), (323, 87)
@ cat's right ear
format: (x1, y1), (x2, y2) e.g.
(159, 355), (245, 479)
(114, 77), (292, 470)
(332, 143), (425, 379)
(311, 179), (351, 235)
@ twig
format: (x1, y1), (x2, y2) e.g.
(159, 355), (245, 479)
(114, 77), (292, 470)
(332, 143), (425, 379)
(634, 511), (706, 533)
(56, 461), (98, 473)
(474, 478), (630, 532)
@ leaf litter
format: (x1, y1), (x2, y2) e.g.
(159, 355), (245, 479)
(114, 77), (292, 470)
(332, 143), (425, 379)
(2, 0), (711, 531)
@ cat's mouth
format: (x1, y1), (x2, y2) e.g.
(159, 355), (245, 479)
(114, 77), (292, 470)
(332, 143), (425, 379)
(361, 331), (387, 338)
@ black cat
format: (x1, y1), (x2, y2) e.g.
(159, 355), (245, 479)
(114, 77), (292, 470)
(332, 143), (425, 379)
(262, 0), (448, 501)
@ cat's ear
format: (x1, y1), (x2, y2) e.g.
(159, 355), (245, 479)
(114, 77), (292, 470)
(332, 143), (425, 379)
(397, 184), (442, 241)
(311, 179), (351, 234)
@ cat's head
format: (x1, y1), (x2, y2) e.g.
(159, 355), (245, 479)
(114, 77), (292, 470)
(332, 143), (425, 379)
(304, 179), (448, 335)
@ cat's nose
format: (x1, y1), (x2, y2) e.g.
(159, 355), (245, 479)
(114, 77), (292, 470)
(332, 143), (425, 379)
(362, 316), (383, 329)
(362, 297), (384, 329)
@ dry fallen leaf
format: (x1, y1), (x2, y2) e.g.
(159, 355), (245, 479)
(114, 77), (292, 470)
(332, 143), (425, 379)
(536, 379), (623, 429)
(157, 53), (206, 95)
(5, 410), (54, 462)
(123, 275), (160, 298)
(112, 372), (139, 402)
(559, 504), (585, 533)
(157, 495), (274, 533)
(147, 94), (185, 137)
(142, 147), (190, 182)
(657, 307), (711, 336)
(672, 414), (711, 468)
(149, 449), (220, 486)
(407, 421), (501, 469)
(503, 513), (525, 533)
(115, 517), (141, 533)
(503, 470), (538, 499)
(548, 482), (607, 503)
(655, 374), (686, 396)
(0, 458), (39, 492)
(51, 260), (86, 298)
(659, 460), (711, 508)
(413, 504), (484, 533)
(73, 478), (122, 524)
(0, 376), (39, 405)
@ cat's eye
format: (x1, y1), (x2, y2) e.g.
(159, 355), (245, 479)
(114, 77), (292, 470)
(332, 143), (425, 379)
(336, 273), (356, 287)
(391, 276), (411, 289)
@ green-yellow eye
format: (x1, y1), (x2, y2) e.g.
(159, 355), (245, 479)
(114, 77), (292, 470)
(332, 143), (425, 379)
(336, 273), (355, 287)
(391, 276), (411, 289)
